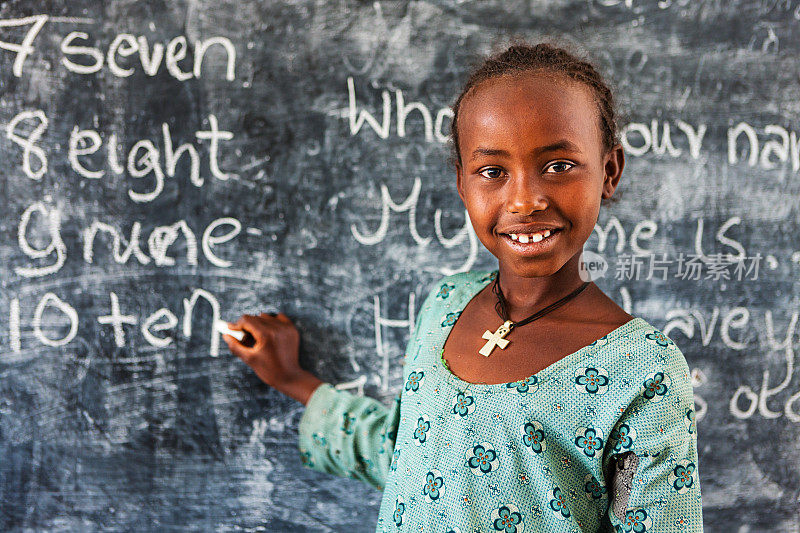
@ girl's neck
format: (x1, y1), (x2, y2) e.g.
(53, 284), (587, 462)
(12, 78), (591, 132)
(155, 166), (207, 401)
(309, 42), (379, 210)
(495, 254), (590, 319)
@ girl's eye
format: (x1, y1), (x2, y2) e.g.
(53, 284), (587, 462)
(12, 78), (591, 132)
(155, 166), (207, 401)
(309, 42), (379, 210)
(478, 167), (504, 180)
(546, 161), (574, 173)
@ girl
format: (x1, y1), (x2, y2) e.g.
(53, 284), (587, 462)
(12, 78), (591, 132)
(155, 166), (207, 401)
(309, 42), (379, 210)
(223, 40), (703, 532)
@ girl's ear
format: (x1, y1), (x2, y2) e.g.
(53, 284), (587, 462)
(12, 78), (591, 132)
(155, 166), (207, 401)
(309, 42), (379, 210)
(601, 144), (625, 199)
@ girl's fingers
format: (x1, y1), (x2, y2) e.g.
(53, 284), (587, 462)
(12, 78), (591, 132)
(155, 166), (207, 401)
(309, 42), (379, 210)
(239, 315), (262, 338)
(223, 333), (244, 355)
(228, 316), (247, 329)
(223, 314), (285, 356)
(220, 316), (256, 349)
(225, 332), (258, 361)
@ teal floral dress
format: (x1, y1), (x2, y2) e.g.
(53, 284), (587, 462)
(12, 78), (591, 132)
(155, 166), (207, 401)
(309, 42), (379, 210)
(298, 270), (703, 532)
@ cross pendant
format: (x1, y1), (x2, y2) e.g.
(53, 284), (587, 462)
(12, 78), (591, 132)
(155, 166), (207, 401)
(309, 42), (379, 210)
(479, 320), (514, 357)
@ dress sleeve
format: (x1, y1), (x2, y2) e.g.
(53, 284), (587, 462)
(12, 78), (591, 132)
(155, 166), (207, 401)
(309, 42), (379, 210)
(295, 275), (443, 491)
(602, 354), (703, 532)
(297, 382), (401, 491)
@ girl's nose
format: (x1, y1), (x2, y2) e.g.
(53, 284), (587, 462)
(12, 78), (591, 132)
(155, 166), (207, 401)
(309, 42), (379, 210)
(506, 172), (548, 215)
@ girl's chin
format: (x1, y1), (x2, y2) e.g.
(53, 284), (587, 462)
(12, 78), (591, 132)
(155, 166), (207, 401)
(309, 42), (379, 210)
(502, 262), (562, 278)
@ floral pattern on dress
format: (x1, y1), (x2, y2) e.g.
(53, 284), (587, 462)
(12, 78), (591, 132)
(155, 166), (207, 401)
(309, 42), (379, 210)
(393, 496), (405, 526)
(642, 371), (670, 402)
(616, 507), (652, 532)
(422, 469), (445, 502)
(609, 422), (637, 453)
(341, 412), (355, 435)
(479, 271), (498, 284)
(548, 486), (571, 520)
(587, 334), (612, 350)
(668, 459), (697, 494)
(441, 311), (462, 328)
(390, 448), (401, 471)
(378, 427), (389, 454)
(574, 426), (604, 457)
(452, 390), (476, 417)
(311, 432), (326, 446)
(644, 330), (675, 348)
(465, 441), (499, 476)
(299, 449), (313, 468)
(584, 473), (607, 500)
(674, 515), (690, 530)
(520, 420), (546, 453)
(574, 366), (610, 395)
(685, 406), (696, 435)
(405, 368), (425, 396)
(357, 454), (374, 471)
(491, 502), (524, 532)
(505, 375), (539, 394)
(436, 282), (456, 300)
(413, 415), (431, 446)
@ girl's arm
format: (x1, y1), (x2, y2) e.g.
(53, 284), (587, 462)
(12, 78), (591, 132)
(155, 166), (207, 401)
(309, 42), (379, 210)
(602, 350), (703, 532)
(296, 276), (446, 490)
(224, 278), (444, 491)
(297, 384), (402, 491)
(282, 371), (324, 406)
(223, 311), (402, 490)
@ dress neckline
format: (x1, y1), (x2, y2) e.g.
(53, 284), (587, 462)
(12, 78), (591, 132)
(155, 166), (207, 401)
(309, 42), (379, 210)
(434, 269), (648, 392)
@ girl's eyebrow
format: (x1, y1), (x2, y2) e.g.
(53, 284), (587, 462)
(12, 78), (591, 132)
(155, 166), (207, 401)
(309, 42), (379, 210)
(470, 139), (582, 161)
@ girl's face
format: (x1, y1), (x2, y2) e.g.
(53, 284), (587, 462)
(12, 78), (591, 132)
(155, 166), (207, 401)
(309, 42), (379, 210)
(455, 71), (624, 280)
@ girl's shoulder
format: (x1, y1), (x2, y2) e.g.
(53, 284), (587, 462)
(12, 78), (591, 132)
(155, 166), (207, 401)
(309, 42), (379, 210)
(423, 269), (496, 302)
(603, 317), (694, 394)
(413, 269), (495, 327)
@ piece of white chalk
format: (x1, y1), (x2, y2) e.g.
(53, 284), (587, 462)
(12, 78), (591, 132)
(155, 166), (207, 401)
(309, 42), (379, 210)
(215, 320), (245, 341)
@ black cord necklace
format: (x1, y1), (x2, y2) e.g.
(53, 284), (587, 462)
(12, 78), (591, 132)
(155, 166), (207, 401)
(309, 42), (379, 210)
(477, 272), (592, 357)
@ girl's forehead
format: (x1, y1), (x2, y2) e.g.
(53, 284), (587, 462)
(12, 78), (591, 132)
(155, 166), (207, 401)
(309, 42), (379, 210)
(464, 72), (595, 116)
(459, 74), (600, 147)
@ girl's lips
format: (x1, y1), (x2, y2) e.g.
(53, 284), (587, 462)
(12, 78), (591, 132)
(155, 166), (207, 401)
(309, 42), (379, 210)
(501, 229), (562, 255)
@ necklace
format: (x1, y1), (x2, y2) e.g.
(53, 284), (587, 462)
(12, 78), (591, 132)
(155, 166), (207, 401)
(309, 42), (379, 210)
(478, 272), (592, 357)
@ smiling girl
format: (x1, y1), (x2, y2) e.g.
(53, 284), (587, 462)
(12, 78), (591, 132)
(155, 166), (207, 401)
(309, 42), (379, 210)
(224, 40), (703, 532)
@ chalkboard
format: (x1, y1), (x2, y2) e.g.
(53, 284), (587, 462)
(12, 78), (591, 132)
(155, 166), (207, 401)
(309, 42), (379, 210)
(1, 1), (799, 531)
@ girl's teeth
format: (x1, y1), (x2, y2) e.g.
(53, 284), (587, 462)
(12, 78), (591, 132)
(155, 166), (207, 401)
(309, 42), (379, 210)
(509, 230), (552, 243)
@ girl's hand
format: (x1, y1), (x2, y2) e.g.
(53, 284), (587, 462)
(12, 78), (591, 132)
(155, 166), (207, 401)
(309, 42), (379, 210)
(223, 312), (323, 405)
